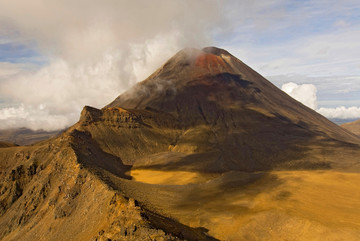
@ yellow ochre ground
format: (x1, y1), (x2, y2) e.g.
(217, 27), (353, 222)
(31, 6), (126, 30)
(128, 169), (360, 241)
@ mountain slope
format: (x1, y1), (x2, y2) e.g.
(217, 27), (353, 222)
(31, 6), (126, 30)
(0, 130), (210, 241)
(1, 47), (360, 241)
(0, 141), (17, 148)
(342, 119), (360, 136)
(104, 46), (360, 172)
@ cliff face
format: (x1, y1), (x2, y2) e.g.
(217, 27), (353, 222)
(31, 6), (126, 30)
(0, 130), (204, 241)
(0, 137), (167, 241)
(1, 47), (360, 241)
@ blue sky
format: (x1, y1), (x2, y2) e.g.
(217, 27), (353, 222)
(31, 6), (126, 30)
(219, 0), (360, 116)
(0, 0), (359, 130)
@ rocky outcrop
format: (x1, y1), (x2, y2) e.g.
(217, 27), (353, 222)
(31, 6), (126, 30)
(0, 130), (214, 241)
(80, 106), (180, 129)
(0, 146), (176, 241)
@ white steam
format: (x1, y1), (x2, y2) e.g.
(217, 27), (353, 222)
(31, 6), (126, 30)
(282, 82), (360, 120)
(0, 0), (224, 131)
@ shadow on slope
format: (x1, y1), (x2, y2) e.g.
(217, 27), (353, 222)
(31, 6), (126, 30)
(130, 107), (350, 173)
(69, 129), (132, 180)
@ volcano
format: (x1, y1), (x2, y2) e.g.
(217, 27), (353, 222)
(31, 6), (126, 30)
(101, 46), (360, 172)
(1, 47), (360, 241)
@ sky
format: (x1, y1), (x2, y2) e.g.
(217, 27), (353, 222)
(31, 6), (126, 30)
(0, 0), (359, 130)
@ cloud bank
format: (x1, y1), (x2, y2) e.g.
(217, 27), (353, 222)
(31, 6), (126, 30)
(0, 104), (73, 131)
(317, 106), (360, 119)
(281, 82), (360, 120)
(0, 0), (225, 131)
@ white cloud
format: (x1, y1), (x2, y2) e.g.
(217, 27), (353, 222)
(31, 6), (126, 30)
(0, 62), (35, 78)
(281, 82), (318, 109)
(282, 82), (360, 120)
(269, 74), (360, 106)
(0, 0), (222, 63)
(0, 32), (186, 131)
(0, 104), (74, 131)
(0, 0), (225, 130)
(317, 106), (360, 119)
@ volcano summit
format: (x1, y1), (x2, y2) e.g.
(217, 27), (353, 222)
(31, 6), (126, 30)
(1, 47), (360, 241)
(105, 46), (360, 172)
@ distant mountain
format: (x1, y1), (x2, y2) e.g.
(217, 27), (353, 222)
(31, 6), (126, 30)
(0, 128), (60, 145)
(330, 118), (358, 125)
(0, 141), (17, 148)
(1, 47), (360, 241)
(342, 119), (360, 136)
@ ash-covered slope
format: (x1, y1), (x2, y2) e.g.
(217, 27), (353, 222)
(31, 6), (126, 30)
(100, 46), (360, 172)
(107, 47), (350, 140)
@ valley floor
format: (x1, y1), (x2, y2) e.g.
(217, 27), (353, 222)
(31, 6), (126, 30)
(124, 169), (360, 240)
